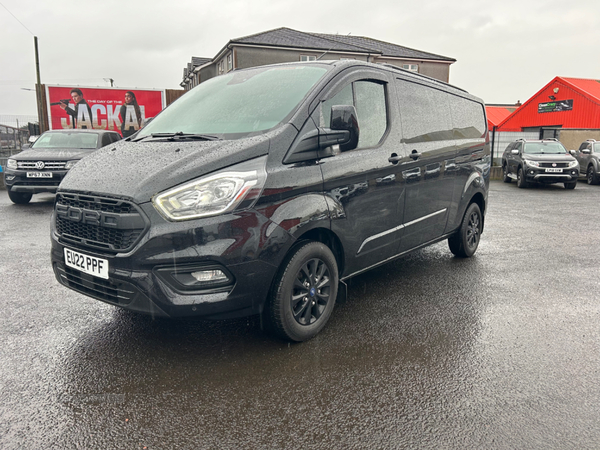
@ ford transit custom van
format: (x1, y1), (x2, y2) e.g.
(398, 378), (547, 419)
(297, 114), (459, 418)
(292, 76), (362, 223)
(50, 60), (490, 341)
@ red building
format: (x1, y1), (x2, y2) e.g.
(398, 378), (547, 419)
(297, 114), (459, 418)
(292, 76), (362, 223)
(485, 104), (519, 131)
(497, 77), (600, 133)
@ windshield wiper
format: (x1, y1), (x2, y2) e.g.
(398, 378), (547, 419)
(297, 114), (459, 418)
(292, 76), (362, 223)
(132, 132), (220, 142)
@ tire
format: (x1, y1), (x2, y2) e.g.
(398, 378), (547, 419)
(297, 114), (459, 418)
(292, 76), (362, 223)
(502, 165), (511, 183)
(263, 241), (338, 342)
(448, 203), (482, 258)
(587, 166), (599, 185)
(8, 190), (32, 204)
(517, 167), (528, 189)
(564, 182), (577, 190)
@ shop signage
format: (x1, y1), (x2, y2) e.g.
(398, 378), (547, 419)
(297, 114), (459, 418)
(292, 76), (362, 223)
(538, 99), (573, 113)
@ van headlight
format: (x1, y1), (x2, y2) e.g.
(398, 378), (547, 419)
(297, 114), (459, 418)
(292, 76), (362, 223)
(567, 160), (578, 168)
(7, 159), (17, 170)
(525, 160), (539, 167)
(153, 157), (267, 221)
(65, 160), (79, 170)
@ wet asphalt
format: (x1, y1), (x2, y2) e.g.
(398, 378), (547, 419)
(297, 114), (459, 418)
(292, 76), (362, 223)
(0, 180), (599, 449)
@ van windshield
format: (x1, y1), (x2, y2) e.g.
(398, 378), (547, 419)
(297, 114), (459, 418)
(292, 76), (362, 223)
(138, 65), (328, 139)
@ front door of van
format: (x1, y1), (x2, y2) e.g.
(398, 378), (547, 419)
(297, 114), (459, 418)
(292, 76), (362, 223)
(314, 71), (407, 277)
(393, 78), (457, 252)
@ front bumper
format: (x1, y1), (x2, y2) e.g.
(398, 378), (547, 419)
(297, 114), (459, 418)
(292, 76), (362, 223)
(4, 169), (67, 194)
(524, 168), (579, 183)
(50, 202), (295, 320)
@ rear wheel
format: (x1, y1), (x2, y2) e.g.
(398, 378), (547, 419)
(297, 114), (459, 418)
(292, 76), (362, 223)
(263, 241), (338, 342)
(448, 203), (482, 258)
(587, 166), (599, 185)
(7, 190), (32, 204)
(502, 165), (511, 183)
(564, 182), (577, 190)
(517, 167), (528, 188)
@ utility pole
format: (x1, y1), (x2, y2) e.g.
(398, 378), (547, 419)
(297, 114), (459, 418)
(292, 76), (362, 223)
(34, 36), (44, 133)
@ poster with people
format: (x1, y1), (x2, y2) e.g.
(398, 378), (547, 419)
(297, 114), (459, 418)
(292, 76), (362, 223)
(46, 86), (165, 136)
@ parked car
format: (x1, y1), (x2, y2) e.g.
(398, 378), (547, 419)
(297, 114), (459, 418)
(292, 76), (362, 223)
(502, 138), (579, 189)
(50, 60), (490, 342)
(572, 139), (600, 185)
(3, 129), (121, 204)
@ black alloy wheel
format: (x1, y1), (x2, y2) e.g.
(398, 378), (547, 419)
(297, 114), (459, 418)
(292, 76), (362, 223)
(587, 166), (599, 185)
(7, 190), (32, 204)
(517, 167), (528, 188)
(263, 241), (338, 342)
(448, 202), (482, 258)
(502, 165), (511, 183)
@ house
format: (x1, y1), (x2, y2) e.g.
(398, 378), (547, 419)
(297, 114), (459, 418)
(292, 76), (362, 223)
(180, 27), (456, 90)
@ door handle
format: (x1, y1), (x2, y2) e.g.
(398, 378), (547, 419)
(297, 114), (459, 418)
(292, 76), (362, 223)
(410, 150), (421, 160)
(388, 153), (401, 164)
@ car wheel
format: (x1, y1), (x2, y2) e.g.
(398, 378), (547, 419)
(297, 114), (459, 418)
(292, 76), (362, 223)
(448, 203), (482, 258)
(7, 190), (32, 204)
(502, 165), (511, 183)
(263, 241), (338, 342)
(564, 182), (577, 190)
(587, 166), (599, 185)
(517, 167), (528, 188)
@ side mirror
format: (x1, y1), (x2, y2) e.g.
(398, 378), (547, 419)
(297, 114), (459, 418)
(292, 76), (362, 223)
(569, 150), (577, 155)
(511, 149), (519, 155)
(283, 105), (360, 164)
(581, 149), (591, 154)
(330, 105), (359, 152)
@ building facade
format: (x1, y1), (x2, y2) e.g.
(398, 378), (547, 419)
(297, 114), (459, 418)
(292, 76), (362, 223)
(181, 28), (456, 90)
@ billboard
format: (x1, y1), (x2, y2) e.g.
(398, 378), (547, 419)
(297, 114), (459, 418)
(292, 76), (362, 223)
(46, 85), (165, 137)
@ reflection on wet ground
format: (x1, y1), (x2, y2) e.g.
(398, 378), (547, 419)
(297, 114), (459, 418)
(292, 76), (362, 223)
(1, 183), (599, 449)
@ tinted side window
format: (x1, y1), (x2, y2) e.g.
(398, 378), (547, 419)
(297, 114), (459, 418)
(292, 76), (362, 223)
(395, 79), (453, 144)
(321, 80), (387, 150)
(354, 81), (387, 148)
(449, 96), (486, 138)
(101, 134), (112, 147)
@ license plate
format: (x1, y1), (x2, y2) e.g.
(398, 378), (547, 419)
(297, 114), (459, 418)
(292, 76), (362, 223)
(27, 172), (52, 178)
(545, 168), (563, 173)
(64, 248), (109, 279)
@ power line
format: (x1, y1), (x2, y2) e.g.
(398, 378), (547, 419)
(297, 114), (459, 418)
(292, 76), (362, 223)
(0, 1), (35, 36)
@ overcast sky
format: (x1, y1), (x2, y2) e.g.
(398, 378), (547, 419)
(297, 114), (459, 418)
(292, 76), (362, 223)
(1, 0), (599, 119)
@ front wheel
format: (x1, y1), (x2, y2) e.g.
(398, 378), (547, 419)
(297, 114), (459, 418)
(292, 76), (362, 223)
(448, 203), (482, 258)
(564, 182), (577, 190)
(8, 190), (32, 204)
(502, 165), (511, 183)
(263, 241), (338, 342)
(517, 167), (528, 188)
(587, 166), (599, 185)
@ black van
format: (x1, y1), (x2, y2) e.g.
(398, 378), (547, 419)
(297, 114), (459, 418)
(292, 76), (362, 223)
(50, 61), (490, 341)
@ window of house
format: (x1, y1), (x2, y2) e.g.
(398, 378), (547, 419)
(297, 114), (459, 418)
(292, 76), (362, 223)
(402, 64), (419, 72)
(227, 54), (233, 72)
(320, 80), (387, 149)
(300, 55), (317, 62)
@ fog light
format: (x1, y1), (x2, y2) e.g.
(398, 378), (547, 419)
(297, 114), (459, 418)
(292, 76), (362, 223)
(155, 265), (234, 291)
(191, 270), (228, 283)
(572, 171), (577, 175)
(5, 175), (15, 181)
(530, 170), (535, 175)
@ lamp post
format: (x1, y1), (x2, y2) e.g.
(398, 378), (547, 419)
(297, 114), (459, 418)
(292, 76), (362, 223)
(34, 36), (44, 133)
